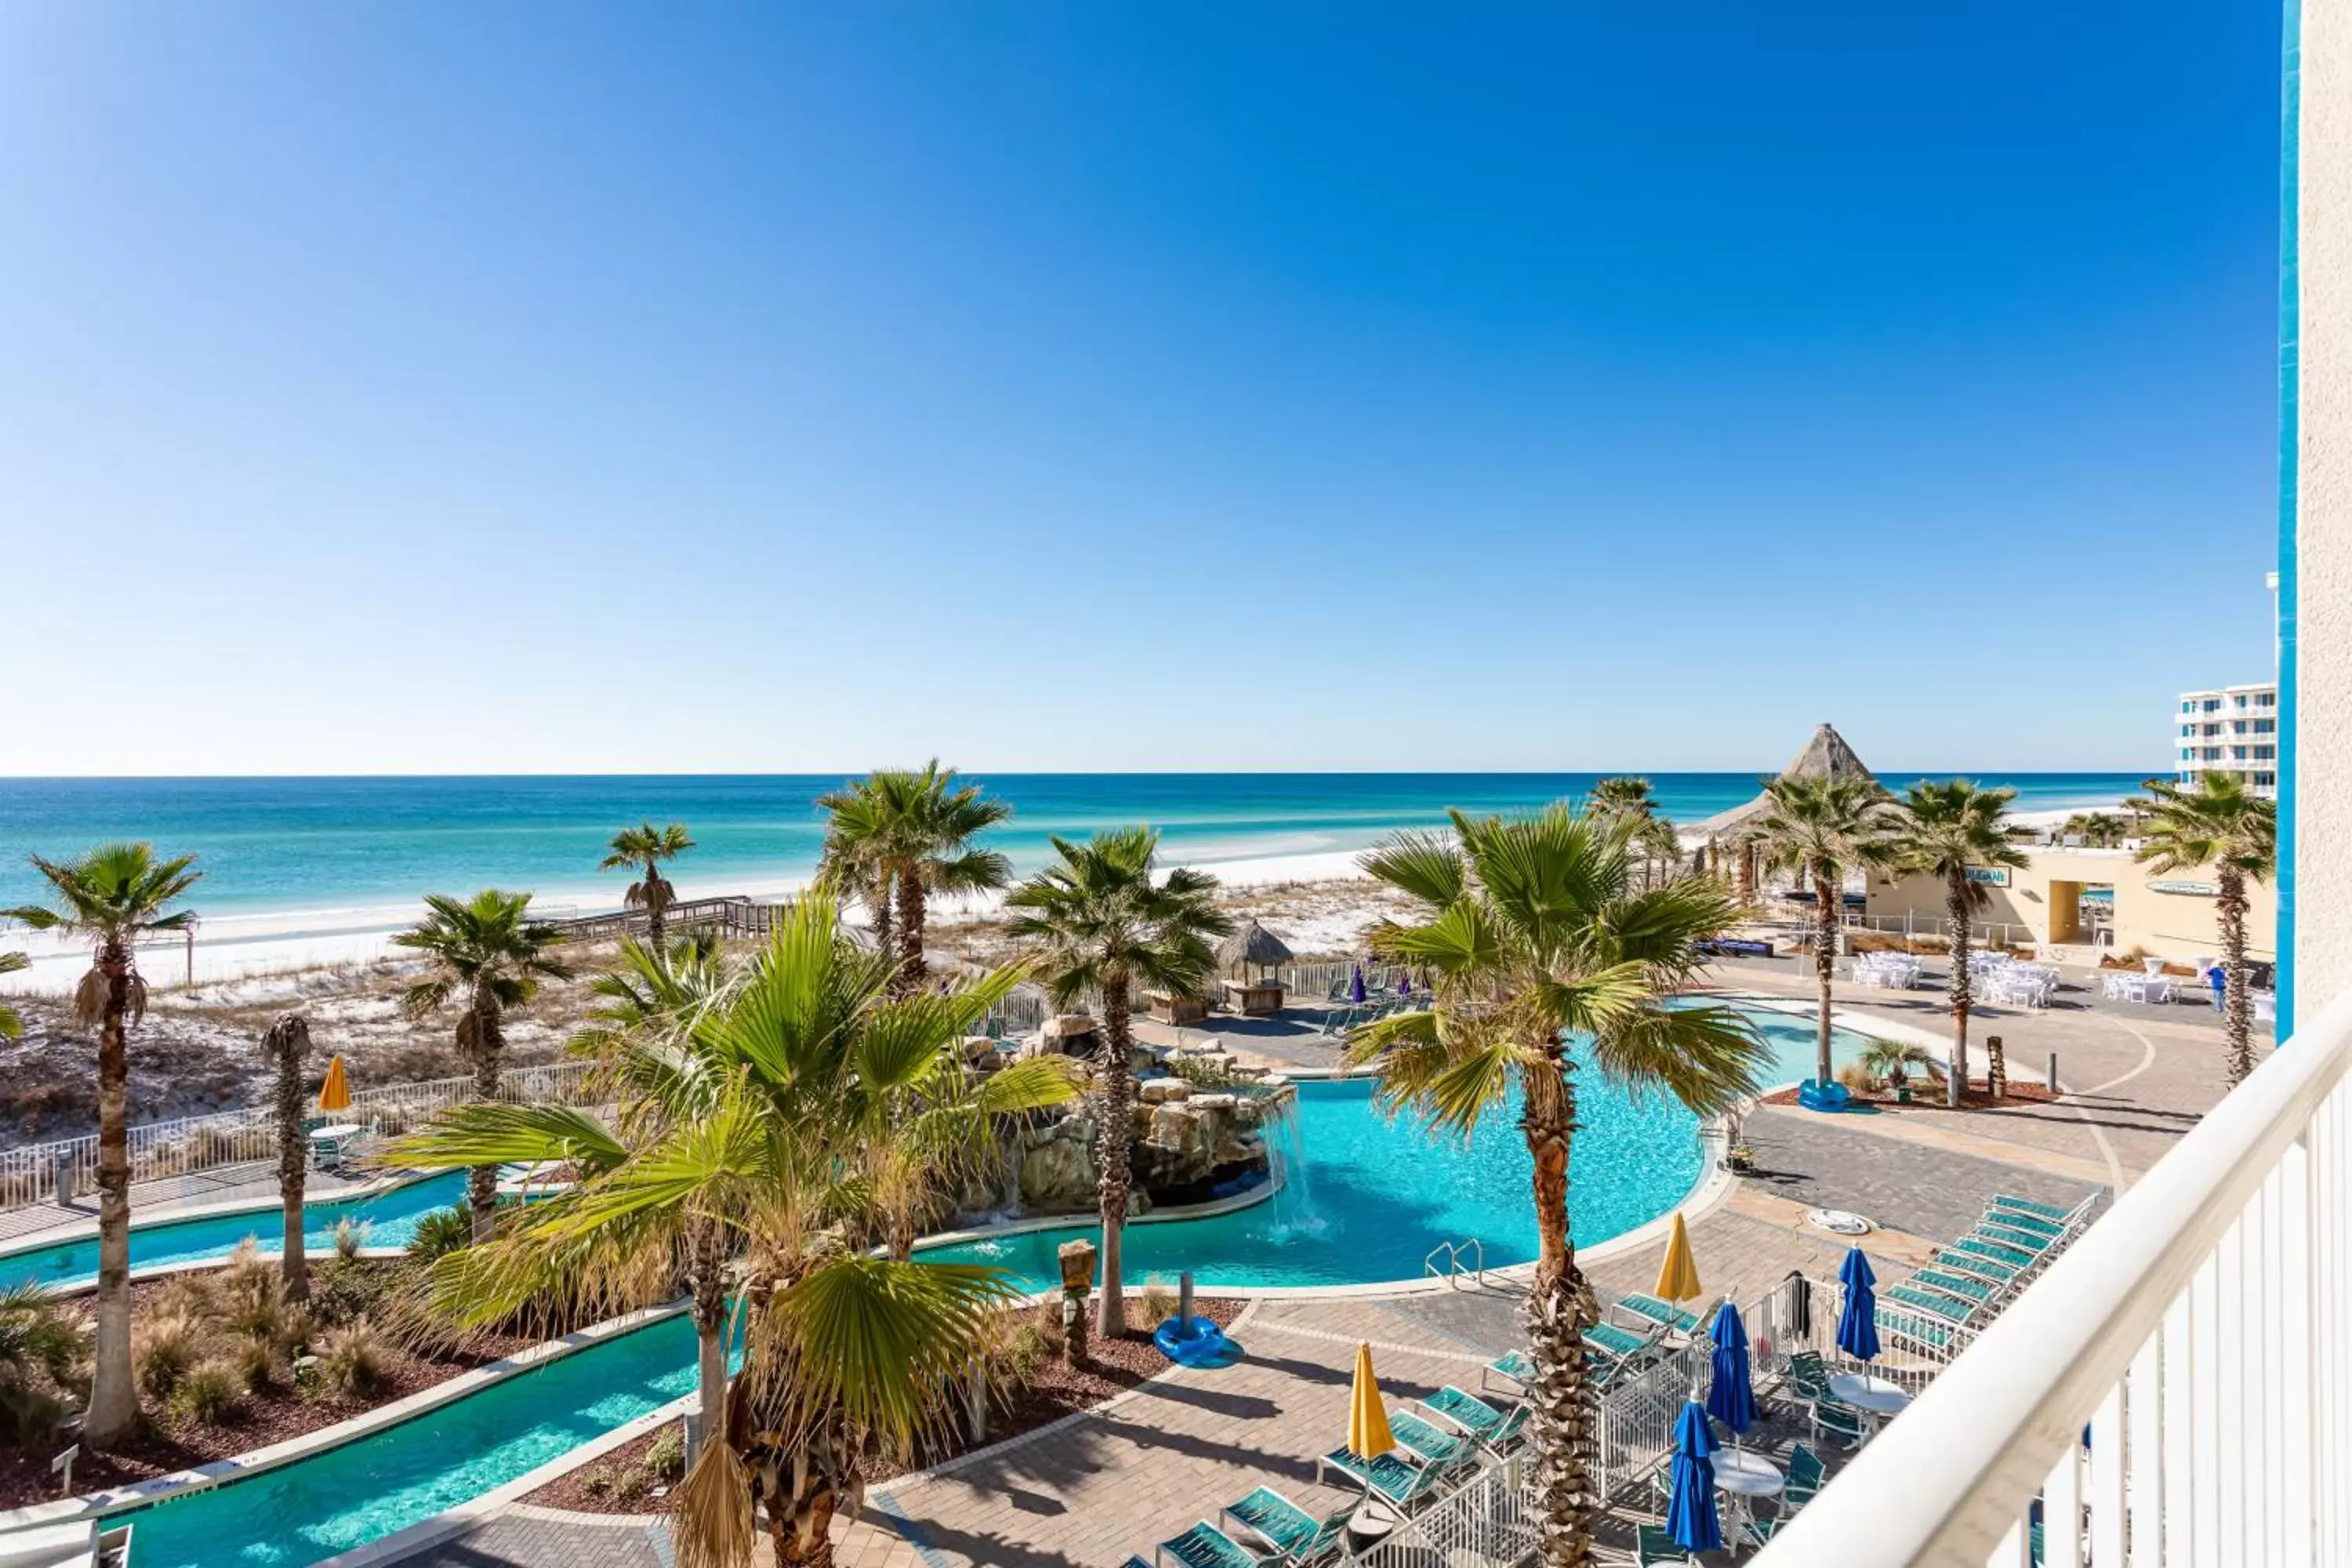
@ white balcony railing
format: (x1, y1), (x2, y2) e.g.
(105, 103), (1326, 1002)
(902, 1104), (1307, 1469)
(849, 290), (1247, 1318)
(1757, 990), (2352, 1566)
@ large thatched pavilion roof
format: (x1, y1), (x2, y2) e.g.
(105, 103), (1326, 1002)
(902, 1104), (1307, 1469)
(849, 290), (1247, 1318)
(1693, 723), (1877, 840)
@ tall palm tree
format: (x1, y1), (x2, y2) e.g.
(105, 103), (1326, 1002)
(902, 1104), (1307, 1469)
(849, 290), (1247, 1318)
(2128, 774), (2278, 1086)
(1892, 781), (2029, 1105)
(0, 950), (24, 1040)
(263, 1013), (316, 1302)
(1346, 807), (1765, 1568)
(383, 901), (1075, 1565)
(5, 842), (201, 1444)
(815, 762), (1013, 993)
(1586, 778), (1682, 888)
(601, 822), (696, 947)
(394, 890), (572, 1237)
(1004, 828), (1230, 1336)
(1747, 776), (1899, 1098)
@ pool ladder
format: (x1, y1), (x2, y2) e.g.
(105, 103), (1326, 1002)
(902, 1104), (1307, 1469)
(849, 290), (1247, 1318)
(1423, 1236), (1486, 1289)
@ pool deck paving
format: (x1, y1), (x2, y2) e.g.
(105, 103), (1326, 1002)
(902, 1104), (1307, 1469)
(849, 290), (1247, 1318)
(344, 973), (2238, 1566)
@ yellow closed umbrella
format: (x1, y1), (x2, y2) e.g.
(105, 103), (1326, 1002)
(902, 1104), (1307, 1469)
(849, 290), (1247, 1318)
(1346, 1341), (1395, 1461)
(1655, 1211), (1702, 1305)
(318, 1056), (352, 1113)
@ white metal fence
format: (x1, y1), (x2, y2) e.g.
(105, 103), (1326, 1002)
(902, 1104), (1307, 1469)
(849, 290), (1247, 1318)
(1758, 989), (2352, 1566)
(0, 1058), (601, 1213)
(1356, 1459), (1541, 1568)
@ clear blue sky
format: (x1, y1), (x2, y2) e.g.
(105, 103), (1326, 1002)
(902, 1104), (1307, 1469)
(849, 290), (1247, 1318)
(0, 2), (2282, 775)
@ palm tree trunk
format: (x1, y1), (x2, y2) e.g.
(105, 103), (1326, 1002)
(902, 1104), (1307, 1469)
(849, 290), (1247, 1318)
(868, 871), (894, 962)
(1813, 873), (1838, 1090)
(644, 858), (666, 949)
(270, 1014), (311, 1303)
(86, 947), (138, 1445)
(468, 992), (504, 1240)
(892, 870), (927, 997)
(2219, 868), (2253, 1086)
(1521, 1046), (1597, 1567)
(689, 1229), (729, 1443)
(1095, 974), (1134, 1338)
(1945, 875), (1972, 1108)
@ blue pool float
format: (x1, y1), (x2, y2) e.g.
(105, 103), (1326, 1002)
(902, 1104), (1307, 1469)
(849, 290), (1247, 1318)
(1152, 1316), (1241, 1368)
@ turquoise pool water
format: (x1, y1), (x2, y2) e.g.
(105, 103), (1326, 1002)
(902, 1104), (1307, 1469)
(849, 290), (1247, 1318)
(0, 1172), (468, 1294)
(123, 1312), (735, 1568)
(919, 1003), (1878, 1291)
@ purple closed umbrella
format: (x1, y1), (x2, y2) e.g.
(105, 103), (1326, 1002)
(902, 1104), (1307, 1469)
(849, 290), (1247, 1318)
(1350, 965), (1367, 1004)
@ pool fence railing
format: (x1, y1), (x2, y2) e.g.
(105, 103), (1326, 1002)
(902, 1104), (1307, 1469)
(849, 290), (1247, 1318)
(0, 1058), (602, 1215)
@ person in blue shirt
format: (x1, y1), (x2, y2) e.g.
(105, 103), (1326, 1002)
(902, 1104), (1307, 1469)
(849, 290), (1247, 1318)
(2209, 964), (2228, 1013)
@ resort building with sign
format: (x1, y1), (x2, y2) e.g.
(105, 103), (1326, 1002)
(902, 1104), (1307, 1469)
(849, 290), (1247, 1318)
(1864, 846), (2278, 964)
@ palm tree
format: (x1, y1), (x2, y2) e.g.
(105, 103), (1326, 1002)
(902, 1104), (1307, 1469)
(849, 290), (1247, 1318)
(1892, 781), (2029, 1105)
(5, 842), (201, 1444)
(263, 1013), (316, 1302)
(0, 950), (24, 1040)
(1005, 827), (1230, 1336)
(1859, 1035), (1943, 1091)
(815, 762), (1013, 993)
(601, 822), (695, 947)
(1586, 778), (1682, 888)
(0, 1282), (86, 1444)
(2061, 811), (2130, 848)
(393, 891), (572, 1237)
(1345, 806), (1766, 1568)
(382, 901), (1076, 1565)
(1747, 777), (1899, 1099)
(2127, 774), (2278, 1086)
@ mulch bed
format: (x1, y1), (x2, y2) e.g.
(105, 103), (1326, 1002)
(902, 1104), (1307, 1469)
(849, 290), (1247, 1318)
(526, 1296), (1247, 1517)
(0, 1264), (543, 1512)
(1759, 1078), (2057, 1111)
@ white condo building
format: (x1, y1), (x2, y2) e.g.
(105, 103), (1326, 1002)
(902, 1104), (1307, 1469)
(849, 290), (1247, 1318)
(2176, 682), (2281, 796)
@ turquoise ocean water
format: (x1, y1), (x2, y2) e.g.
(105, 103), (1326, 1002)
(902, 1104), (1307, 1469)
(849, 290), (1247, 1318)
(0, 772), (2143, 921)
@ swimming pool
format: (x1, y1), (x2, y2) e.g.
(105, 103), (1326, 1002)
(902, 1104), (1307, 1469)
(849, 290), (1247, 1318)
(121, 1312), (736, 1568)
(918, 1002), (1880, 1291)
(0, 1172), (468, 1294)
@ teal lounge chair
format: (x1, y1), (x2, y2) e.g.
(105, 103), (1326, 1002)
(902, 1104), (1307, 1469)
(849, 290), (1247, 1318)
(1125, 1558), (1153, 1568)
(1976, 1220), (2060, 1254)
(1482, 1349), (1533, 1394)
(1982, 1206), (2065, 1240)
(1613, 1293), (1702, 1336)
(1156, 1523), (1263, 1568)
(1951, 1233), (2038, 1271)
(1782, 1443), (1825, 1508)
(1219, 1488), (1351, 1566)
(1744, 1515), (1784, 1549)
(1635, 1523), (1691, 1565)
(1388, 1410), (1470, 1468)
(1420, 1385), (1531, 1452)
(1989, 1193), (2071, 1225)
(1879, 1307), (1958, 1356)
(1935, 1247), (2026, 1287)
(1885, 1283), (1981, 1327)
(1316, 1447), (1448, 1510)
(1909, 1267), (1999, 1309)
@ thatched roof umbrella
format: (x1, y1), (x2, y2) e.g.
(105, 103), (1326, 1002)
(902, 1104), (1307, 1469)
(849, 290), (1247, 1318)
(1693, 723), (1878, 897)
(1216, 920), (1294, 983)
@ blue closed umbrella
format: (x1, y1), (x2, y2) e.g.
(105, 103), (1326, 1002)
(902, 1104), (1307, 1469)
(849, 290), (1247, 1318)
(1666, 1398), (1722, 1554)
(1838, 1246), (1882, 1363)
(1350, 965), (1367, 1004)
(1706, 1300), (1756, 1438)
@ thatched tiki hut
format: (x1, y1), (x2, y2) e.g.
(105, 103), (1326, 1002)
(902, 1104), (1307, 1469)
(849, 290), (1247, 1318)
(1692, 723), (1878, 901)
(1217, 919), (1294, 1016)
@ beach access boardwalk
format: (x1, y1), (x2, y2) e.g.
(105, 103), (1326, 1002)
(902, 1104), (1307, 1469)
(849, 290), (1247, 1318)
(381, 971), (2241, 1567)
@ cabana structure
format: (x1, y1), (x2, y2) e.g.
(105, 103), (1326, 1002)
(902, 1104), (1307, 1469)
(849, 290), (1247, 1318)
(1216, 919), (1294, 1017)
(1692, 723), (1878, 900)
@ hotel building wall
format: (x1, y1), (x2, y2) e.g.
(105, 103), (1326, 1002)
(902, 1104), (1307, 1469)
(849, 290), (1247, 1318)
(1864, 849), (2278, 964)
